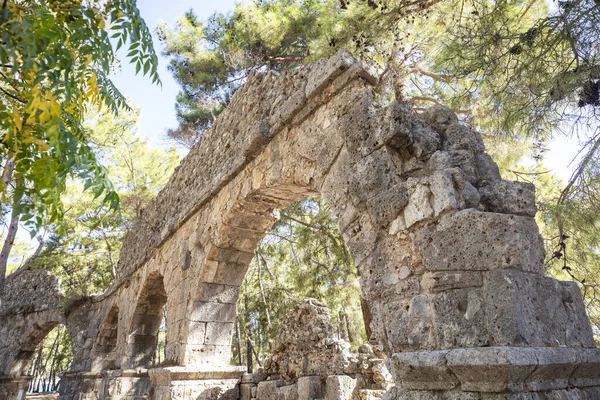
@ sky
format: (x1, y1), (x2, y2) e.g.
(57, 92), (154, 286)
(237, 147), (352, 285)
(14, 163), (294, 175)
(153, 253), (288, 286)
(110, 0), (238, 148)
(114, 0), (581, 183)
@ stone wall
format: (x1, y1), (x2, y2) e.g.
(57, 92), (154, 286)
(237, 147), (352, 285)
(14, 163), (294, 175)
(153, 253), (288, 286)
(1, 50), (600, 400)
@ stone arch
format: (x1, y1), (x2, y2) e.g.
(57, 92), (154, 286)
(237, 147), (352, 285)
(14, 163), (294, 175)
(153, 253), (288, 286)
(9, 321), (61, 377)
(91, 305), (120, 371)
(124, 272), (168, 368)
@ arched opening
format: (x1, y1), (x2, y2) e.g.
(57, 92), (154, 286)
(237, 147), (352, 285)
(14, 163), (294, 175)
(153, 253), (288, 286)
(92, 305), (120, 371)
(185, 184), (374, 371)
(10, 323), (73, 395)
(232, 197), (367, 369)
(125, 272), (168, 368)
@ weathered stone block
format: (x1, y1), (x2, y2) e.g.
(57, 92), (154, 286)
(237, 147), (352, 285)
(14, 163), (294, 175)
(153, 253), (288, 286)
(479, 180), (537, 217)
(190, 302), (237, 323)
(325, 375), (356, 400)
(442, 123), (485, 153)
(476, 153), (501, 183)
(257, 380), (287, 400)
(306, 50), (356, 99)
(204, 322), (234, 346)
(431, 288), (487, 349)
(446, 347), (537, 392)
(420, 271), (483, 293)
(197, 283), (240, 304)
(404, 180), (434, 228)
(416, 209), (545, 274)
(366, 182), (409, 229)
(419, 104), (459, 133)
(381, 297), (437, 352)
(483, 269), (595, 348)
(297, 376), (323, 400)
(278, 384), (299, 400)
(570, 348), (600, 387)
(387, 351), (458, 390)
(429, 170), (463, 216)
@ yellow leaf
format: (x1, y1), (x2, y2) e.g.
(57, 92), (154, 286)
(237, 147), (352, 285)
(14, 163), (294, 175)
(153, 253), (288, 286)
(22, 136), (36, 144)
(34, 139), (50, 152)
(39, 110), (51, 123)
(50, 100), (61, 116)
(13, 110), (22, 131)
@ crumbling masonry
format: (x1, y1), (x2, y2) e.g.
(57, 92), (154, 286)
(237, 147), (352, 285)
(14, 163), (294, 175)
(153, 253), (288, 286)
(2, 50), (600, 399)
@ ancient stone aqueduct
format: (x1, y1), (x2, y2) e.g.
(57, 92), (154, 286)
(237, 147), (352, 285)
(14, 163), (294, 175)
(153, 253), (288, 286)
(1, 51), (600, 400)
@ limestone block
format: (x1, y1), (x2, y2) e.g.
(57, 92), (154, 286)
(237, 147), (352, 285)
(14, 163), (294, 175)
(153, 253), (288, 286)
(380, 297), (437, 352)
(524, 347), (579, 391)
(427, 150), (478, 184)
(184, 344), (232, 367)
(360, 234), (423, 301)
(325, 375), (357, 400)
(483, 269), (595, 348)
(197, 283), (240, 304)
(479, 180), (537, 217)
(387, 351), (459, 390)
(420, 271), (483, 293)
(349, 148), (402, 205)
(333, 93), (384, 158)
(419, 104), (459, 134)
(213, 261), (249, 286)
(461, 180), (481, 208)
(358, 389), (385, 399)
(416, 209), (545, 274)
(429, 170), (463, 216)
(442, 123), (485, 153)
(404, 180), (434, 228)
(381, 102), (442, 160)
(188, 321), (207, 345)
(299, 123), (344, 172)
(570, 348), (600, 387)
(257, 380), (287, 400)
(297, 376), (323, 400)
(431, 288), (487, 349)
(278, 384), (299, 400)
(342, 213), (379, 268)
(190, 302), (237, 323)
(366, 182), (409, 229)
(306, 50), (356, 99)
(204, 322), (234, 346)
(476, 153), (502, 183)
(446, 347), (538, 392)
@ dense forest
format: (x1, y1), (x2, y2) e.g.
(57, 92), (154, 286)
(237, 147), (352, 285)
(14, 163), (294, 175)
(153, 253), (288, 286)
(1, 0), (599, 391)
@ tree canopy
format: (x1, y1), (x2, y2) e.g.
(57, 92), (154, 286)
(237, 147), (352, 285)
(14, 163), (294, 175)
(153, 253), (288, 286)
(0, 0), (161, 294)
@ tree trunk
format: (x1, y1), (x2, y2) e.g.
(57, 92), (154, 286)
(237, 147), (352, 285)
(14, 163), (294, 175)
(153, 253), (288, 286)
(235, 319), (243, 366)
(344, 312), (354, 344)
(0, 158), (16, 297)
(360, 297), (374, 341)
(0, 210), (19, 296)
(244, 295), (253, 373)
(338, 311), (348, 340)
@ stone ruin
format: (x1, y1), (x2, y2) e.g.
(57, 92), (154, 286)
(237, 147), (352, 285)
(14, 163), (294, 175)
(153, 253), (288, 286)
(241, 298), (392, 400)
(1, 49), (600, 399)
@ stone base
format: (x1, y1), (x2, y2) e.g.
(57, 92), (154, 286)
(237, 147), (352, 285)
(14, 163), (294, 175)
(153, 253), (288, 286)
(58, 370), (151, 400)
(387, 347), (600, 397)
(148, 366), (245, 400)
(0, 376), (31, 400)
(384, 386), (600, 399)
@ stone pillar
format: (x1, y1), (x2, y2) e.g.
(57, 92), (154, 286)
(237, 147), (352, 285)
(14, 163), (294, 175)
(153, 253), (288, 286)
(0, 376), (30, 400)
(352, 105), (600, 398)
